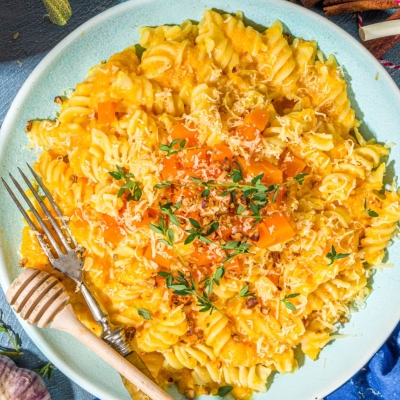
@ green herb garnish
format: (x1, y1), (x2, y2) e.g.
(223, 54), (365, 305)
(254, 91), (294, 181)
(215, 385), (234, 397)
(364, 199), (379, 218)
(326, 245), (350, 266)
(149, 217), (186, 266)
(135, 307), (152, 320)
(158, 138), (198, 156)
(202, 266), (226, 295)
(159, 200), (181, 227)
(34, 362), (54, 379)
(157, 271), (216, 313)
(0, 312), (23, 357)
(229, 284), (256, 302)
(281, 293), (300, 311)
(109, 165), (142, 201)
(185, 219), (219, 245)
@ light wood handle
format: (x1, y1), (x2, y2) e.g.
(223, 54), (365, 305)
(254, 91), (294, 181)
(51, 305), (173, 400)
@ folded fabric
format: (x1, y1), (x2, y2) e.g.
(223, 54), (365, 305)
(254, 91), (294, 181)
(328, 322), (400, 399)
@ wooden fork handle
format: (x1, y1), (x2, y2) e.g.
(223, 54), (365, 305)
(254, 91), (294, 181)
(51, 305), (173, 400)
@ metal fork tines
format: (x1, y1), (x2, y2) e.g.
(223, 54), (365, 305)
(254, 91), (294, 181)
(2, 164), (132, 356)
(2, 164), (82, 281)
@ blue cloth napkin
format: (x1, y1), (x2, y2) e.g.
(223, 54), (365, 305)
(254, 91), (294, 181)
(0, 1), (399, 399)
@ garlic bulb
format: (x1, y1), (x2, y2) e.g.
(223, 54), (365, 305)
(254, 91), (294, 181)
(0, 355), (51, 400)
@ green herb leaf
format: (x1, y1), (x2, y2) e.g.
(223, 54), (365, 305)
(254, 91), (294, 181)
(190, 176), (202, 184)
(189, 218), (201, 229)
(284, 302), (296, 311)
(215, 385), (233, 397)
(281, 294), (300, 311)
(157, 270), (217, 313)
(109, 166), (142, 201)
(108, 171), (122, 180)
(159, 201), (180, 227)
(236, 204), (246, 215)
(149, 223), (164, 236)
(285, 293), (300, 299)
(168, 228), (175, 243)
(229, 161), (244, 183)
(214, 266), (225, 283)
(0, 312), (23, 357)
(237, 285), (255, 299)
(205, 222), (219, 236)
(136, 308), (152, 320)
(158, 138), (190, 156)
(219, 189), (235, 197)
(326, 245), (350, 266)
(251, 174), (264, 185)
(184, 233), (197, 245)
(34, 361), (54, 379)
(293, 173), (308, 185)
(202, 188), (211, 197)
(155, 181), (172, 189)
(363, 199), (379, 217)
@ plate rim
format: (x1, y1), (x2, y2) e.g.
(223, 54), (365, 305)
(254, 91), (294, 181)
(1, 1), (400, 399)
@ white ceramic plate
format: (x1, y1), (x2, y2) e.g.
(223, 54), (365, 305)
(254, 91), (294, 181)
(1, 1), (400, 399)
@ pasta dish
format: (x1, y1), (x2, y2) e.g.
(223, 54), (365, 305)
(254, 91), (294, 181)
(21, 10), (400, 399)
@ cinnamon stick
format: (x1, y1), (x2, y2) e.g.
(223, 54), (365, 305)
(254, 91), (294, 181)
(363, 10), (400, 58)
(324, 0), (400, 17)
(300, 0), (322, 8)
(323, 0), (358, 7)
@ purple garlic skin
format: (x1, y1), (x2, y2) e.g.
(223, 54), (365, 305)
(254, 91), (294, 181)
(0, 355), (51, 400)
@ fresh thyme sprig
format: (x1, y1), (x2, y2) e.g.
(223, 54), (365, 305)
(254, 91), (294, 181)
(184, 219), (252, 263)
(34, 362), (54, 379)
(221, 241), (252, 263)
(201, 266), (226, 295)
(229, 284), (256, 302)
(156, 173), (307, 194)
(109, 165), (142, 201)
(154, 172), (308, 214)
(0, 312), (23, 357)
(158, 139), (198, 156)
(158, 270), (216, 313)
(184, 219), (219, 245)
(238, 203), (270, 228)
(281, 293), (300, 311)
(364, 199), (379, 218)
(326, 245), (350, 266)
(159, 200), (181, 227)
(149, 217), (187, 267)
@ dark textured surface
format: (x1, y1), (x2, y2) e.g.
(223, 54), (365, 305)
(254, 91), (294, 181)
(0, 1), (399, 399)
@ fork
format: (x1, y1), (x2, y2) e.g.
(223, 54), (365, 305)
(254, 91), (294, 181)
(2, 165), (167, 399)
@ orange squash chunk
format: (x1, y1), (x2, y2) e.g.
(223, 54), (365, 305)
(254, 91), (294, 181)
(144, 246), (172, 269)
(280, 150), (306, 178)
(180, 148), (207, 169)
(161, 157), (179, 180)
(257, 214), (295, 248)
(101, 214), (124, 244)
(98, 101), (116, 124)
(243, 109), (270, 131)
(211, 144), (233, 162)
(170, 124), (198, 146)
(238, 157), (283, 185)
